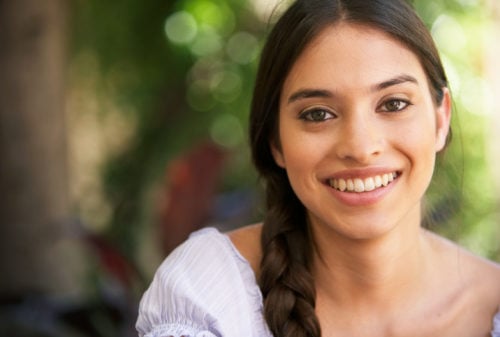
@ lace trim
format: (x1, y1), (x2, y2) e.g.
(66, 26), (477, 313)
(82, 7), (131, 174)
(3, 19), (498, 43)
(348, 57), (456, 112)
(143, 323), (217, 337)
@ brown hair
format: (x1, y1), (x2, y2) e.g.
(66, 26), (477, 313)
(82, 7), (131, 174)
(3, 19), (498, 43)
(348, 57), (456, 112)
(249, 0), (448, 336)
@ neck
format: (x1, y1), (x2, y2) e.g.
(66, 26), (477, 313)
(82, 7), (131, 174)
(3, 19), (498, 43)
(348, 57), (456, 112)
(311, 211), (431, 310)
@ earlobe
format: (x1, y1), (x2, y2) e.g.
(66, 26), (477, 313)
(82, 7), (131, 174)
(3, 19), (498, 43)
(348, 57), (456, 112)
(271, 141), (286, 168)
(435, 88), (452, 152)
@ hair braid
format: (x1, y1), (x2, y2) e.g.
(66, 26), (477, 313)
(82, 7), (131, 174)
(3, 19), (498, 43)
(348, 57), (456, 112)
(258, 174), (321, 337)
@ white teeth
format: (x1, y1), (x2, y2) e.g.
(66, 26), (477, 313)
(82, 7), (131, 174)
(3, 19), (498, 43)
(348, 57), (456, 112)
(364, 177), (375, 191)
(329, 172), (398, 193)
(338, 179), (347, 191)
(382, 174), (389, 186)
(347, 179), (354, 191)
(354, 178), (364, 192)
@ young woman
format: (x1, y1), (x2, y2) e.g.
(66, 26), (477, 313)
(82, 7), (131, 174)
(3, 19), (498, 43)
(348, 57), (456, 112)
(136, 0), (500, 336)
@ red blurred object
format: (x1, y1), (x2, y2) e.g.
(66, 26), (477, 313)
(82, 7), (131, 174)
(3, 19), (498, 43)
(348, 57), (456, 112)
(159, 141), (227, 255)
(84, 231), (142, 290)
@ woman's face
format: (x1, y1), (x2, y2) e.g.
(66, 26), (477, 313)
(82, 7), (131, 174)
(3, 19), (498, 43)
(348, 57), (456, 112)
(272, 23), (450, 240)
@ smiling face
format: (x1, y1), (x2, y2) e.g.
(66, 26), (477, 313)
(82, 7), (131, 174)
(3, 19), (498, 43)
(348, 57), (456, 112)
(272, 23), (451, 241)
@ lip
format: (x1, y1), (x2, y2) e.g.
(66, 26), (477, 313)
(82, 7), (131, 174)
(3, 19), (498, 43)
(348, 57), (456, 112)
(323, 168), (401, 206)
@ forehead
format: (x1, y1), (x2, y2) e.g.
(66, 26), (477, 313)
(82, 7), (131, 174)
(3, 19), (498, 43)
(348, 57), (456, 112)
(282, 23), (428, 95)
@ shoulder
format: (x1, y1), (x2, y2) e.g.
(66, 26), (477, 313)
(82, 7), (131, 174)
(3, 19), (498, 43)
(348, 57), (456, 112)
(426, 230), (500, 317)
(459, 249), (500, 332)
(460, 248), (500, 308)
(451, 239), (500, 301)
(139, 228), (245, 307)
(227, 223), (263, 278)
(153, 227), (250, 287)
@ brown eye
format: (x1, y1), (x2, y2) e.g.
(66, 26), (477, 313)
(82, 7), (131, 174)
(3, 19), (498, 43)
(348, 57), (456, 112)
(381, 99), (410, 112)
(299, 108), (335, 122)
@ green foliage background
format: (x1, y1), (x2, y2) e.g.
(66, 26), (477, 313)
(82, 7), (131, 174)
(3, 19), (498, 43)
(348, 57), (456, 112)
(69, 0), (499, 275)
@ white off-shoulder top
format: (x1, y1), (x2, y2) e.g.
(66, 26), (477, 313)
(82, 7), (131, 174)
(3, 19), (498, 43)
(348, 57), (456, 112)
(136, 228), (500, 337)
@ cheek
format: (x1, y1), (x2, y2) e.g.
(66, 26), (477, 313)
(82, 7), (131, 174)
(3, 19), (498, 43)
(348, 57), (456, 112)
(392, 118), (438, 176)
(279, 123), (330, 169)
(278, 128), (330, 189)
(392, 106), (438, 146)
(281, 141), (322, 175)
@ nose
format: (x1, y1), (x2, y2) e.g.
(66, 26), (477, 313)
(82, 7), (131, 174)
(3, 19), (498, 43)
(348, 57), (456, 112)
(335, 113), (383, 163)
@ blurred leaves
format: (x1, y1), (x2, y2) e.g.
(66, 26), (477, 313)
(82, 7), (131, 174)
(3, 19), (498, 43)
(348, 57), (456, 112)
(68, 0), (499, 270)
(70, 0), (264, 261)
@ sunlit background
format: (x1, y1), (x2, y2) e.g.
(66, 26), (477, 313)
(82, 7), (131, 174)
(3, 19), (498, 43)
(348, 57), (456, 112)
(1, 0), (499, 336)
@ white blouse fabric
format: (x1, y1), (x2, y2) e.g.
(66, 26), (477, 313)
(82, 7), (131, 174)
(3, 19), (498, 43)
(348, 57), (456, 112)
(493, 312), (500, 337)
(136, 227), (272, 337)
(136, 227), (500, 337)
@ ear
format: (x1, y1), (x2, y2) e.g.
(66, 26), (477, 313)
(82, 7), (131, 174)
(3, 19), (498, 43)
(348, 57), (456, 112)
(435, 87), (452, 152)
(270, 141), (286, 168)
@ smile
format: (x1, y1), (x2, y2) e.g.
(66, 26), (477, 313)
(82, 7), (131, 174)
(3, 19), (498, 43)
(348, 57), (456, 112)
(328, 172), (398, 193)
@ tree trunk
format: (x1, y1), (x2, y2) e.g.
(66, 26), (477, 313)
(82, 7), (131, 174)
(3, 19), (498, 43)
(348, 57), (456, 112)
(0, 0), (83, 297)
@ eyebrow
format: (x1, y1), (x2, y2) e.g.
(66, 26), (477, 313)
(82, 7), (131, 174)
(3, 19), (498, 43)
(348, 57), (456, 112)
(372, 74), (418, 91)
(286, 74), (419, 105)
(287, 89), (333, 104)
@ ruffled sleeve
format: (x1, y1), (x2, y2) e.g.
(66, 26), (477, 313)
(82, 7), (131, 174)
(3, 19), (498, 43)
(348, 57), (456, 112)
(141, 324), (216, 337)
(492, 310), (500, 337)
(135, 232), (220, 337)
(136, 228), (271, 337)
(136, 279), (219, 337)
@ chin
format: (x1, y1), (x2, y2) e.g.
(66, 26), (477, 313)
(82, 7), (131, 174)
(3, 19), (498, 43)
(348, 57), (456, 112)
(310, 210), (414, 243)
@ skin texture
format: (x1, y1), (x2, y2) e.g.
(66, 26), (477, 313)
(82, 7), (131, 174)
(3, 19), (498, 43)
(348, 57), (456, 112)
(230, 23), (500, 336)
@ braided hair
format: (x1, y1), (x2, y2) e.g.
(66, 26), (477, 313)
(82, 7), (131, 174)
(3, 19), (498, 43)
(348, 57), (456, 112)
(249, 1), (448, 336)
